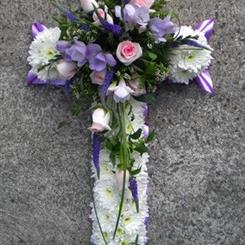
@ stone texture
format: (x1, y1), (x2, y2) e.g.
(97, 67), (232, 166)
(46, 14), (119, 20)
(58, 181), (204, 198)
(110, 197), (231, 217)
(0, 0), (244, 244)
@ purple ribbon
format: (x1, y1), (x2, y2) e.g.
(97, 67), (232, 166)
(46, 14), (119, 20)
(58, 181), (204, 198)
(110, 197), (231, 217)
(194, 18), (215, 42)
(194, 18), (215, 94)
(195, 69), (215, 94)
(27, 71), (66, 86)
(32, 22), (47, 38)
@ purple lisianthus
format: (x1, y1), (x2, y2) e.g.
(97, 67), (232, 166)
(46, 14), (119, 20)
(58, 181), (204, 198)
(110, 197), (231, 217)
(150, 16), (177, 42)
(65, 40), (87, 66)
(89, 52), (117, 72)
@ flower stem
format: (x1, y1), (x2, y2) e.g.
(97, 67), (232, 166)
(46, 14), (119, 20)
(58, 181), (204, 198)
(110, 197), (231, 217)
(113, 103), (129, 239)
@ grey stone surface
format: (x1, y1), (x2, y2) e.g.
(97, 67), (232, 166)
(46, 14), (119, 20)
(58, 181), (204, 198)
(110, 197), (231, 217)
(0, 0), (244, 244)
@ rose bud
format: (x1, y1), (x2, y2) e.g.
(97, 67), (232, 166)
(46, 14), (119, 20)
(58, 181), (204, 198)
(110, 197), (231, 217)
(89, 108), (111, 133)
(80, 0), (98, 13)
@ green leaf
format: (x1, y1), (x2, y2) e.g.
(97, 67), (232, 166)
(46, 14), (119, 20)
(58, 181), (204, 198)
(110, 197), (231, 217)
(146, 131), (156, 143)
(147, 51), (158, 61)
(129, 129), (142, 140)
(130, 167), (142, 176)
(134, 142), (148, 155)
(135, 94), (156, 104)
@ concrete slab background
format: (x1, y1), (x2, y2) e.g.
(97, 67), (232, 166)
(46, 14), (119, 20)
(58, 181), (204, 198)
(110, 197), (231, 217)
(0, 0), (244, 244)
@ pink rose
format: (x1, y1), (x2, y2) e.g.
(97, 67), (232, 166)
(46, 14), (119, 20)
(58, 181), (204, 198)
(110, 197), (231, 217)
(90, 70), (106, 85)
(80, 0), (98, 13)
(56, 60), (77, 80)
(130, 0), (154, 8)
(116, 41), (142, 66)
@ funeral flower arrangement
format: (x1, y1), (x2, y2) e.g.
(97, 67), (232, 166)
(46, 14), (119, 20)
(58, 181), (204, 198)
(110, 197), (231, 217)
(27, 0), (215, 244)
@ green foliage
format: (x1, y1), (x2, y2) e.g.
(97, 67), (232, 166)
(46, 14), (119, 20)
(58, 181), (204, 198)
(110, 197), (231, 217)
(145, 131), (156, 143)
(134, 142), (148, 156)
(129, 129), (142, 140)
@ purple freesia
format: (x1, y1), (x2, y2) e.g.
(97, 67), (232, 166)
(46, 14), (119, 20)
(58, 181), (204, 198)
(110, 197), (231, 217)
(31, 22), (47, 38)
(56, 40), (72, 52)
(86, 43), (102, 60)
(150, 16), (177, 42)
(65, 40), (87, 66)
(89, 52), (117, 72)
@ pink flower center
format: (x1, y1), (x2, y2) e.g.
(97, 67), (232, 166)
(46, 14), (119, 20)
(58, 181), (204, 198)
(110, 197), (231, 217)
(121, 42), (136, 59)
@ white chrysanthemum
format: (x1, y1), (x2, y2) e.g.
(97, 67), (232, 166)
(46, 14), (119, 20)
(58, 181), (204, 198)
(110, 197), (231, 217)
(169, 26), (213, 84)
(27, 27), (61, 81)
(91, 101), (149, 245)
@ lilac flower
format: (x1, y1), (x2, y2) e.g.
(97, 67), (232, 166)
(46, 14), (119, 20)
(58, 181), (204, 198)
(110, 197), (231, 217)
(65, 10), (77, 22)
(98, 15), (122, 36)
(116, 4), (149, 31)
(92, 133), (101, 178)
(135, 7), (150, 31)
(65, 40), (87, 66)
(150, 16), (177, 42)
(89, 52), (117, 72)
(100, 71), (114, 97)
(129, 177), (139, 211)
(56, 40), (72, 52)
(86, 43), (102, 60)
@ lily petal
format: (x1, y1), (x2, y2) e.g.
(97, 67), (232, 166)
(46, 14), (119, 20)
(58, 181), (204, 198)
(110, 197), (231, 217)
(195, 69), (215, 94)
(32, 22), (47, 38)
(194, 18), (214, 42)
